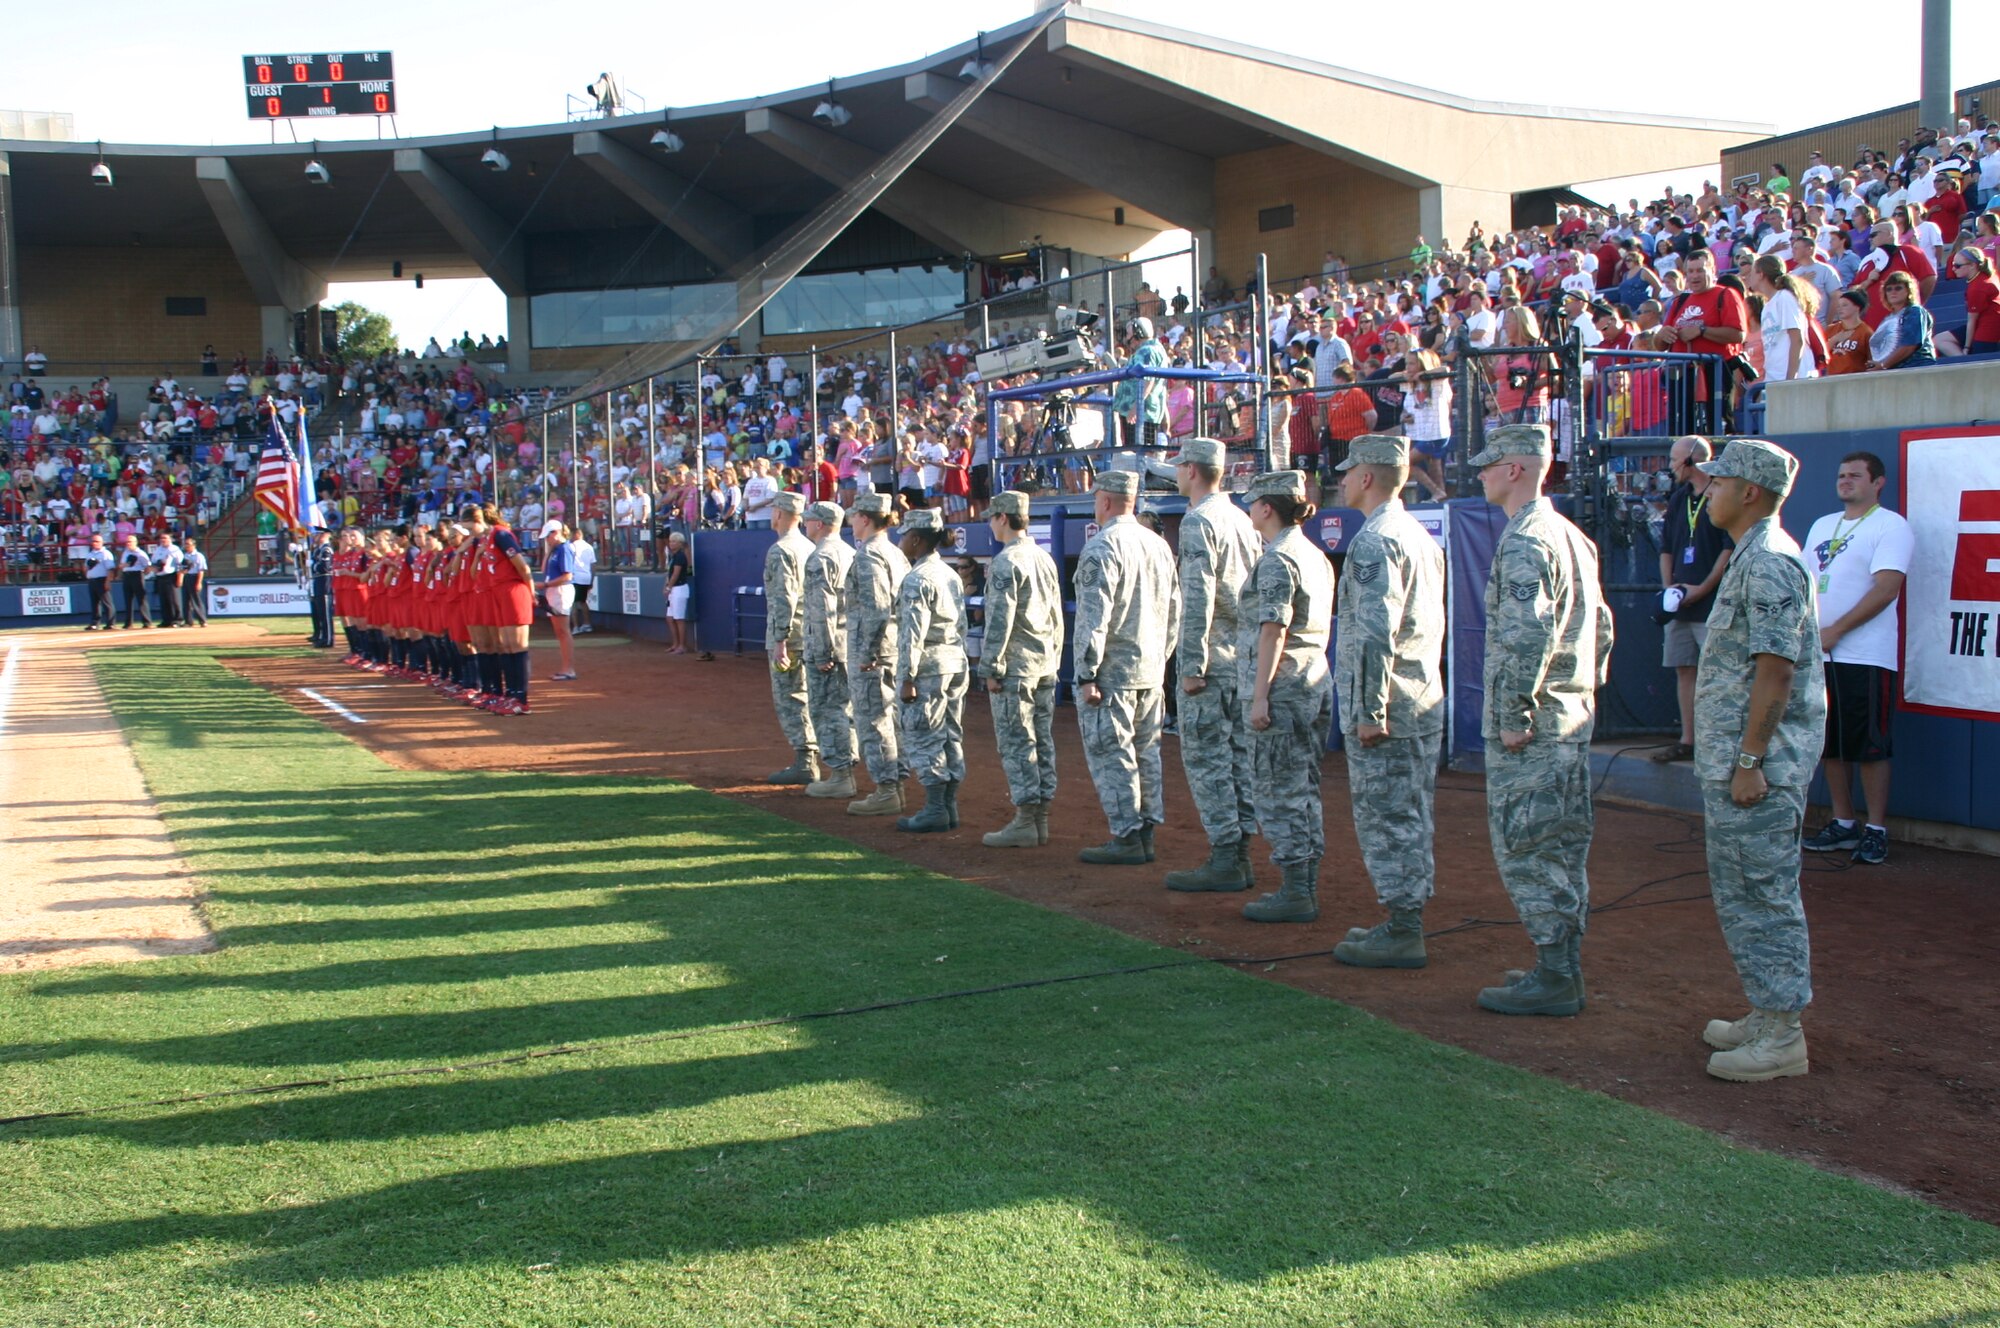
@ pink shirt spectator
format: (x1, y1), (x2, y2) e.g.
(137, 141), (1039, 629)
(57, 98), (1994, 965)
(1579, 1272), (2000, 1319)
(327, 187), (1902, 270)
(836, 437), (867, 480)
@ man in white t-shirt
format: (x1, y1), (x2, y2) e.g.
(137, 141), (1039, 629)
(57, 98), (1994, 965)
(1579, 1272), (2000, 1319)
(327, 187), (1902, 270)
(1798, 452), (1913, 865)
(741, 458), (778, 527)
(567, 529), (597, 633)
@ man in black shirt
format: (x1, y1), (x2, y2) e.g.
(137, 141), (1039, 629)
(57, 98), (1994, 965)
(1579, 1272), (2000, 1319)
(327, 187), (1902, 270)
(1653, 435), (1734, 762)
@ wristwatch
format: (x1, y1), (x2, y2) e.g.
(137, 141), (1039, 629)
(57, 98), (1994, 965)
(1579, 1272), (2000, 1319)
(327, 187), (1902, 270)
(1735, 750), (1765, 770)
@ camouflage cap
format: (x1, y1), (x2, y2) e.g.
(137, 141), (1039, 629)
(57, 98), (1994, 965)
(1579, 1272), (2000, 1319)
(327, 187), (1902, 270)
(851, 491), (894, 516)
(988, 490), (1032, 518)
(1697, 438), (1798, 498)
(902, 506), (944, 532)
(1467, 422), (1553, 468)
(1169, 436), (1226, 467)
(771, 491), (805, 515)
(804, 500), (844, 526)
(1334, 433), (1410, 471)
(1094, 470), (1141, 498)
(1245, 470), (1307, 503)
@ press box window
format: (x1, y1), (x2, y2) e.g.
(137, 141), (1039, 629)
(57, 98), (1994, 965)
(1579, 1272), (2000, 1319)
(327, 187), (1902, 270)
(164, 297), (208, 317)
(1258, 205), (1295, 233)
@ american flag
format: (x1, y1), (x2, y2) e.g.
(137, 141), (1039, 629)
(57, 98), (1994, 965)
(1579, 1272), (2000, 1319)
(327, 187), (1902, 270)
(254, 407), (302, 534)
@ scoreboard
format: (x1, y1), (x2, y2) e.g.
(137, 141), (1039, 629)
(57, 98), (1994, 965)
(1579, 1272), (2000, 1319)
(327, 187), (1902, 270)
(244, 53), (396, 119)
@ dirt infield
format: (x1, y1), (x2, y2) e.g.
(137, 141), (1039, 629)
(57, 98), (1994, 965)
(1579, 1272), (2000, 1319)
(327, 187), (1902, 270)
(215, 630), (2000, 1223)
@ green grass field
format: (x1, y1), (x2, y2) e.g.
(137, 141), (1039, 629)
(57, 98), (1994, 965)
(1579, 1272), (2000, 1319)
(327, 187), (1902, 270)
(3, 648), (1996, 1327)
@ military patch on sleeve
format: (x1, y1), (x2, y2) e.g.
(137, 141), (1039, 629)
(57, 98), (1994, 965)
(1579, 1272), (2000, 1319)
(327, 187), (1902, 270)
(1351, 559), (1382, 584)
(1075, 559), (1102, 592)
(1507, 581), (1539, 601)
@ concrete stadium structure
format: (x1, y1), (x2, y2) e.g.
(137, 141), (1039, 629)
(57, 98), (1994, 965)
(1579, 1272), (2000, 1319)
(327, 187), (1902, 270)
(0, 5), (1764, 377)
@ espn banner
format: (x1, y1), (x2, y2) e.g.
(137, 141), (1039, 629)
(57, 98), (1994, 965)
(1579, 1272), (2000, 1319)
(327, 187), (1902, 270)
(1900, 426), (2000, 722)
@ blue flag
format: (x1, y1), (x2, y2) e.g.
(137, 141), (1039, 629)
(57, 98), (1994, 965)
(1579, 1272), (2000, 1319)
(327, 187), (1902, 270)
(297, 416), (322, 529)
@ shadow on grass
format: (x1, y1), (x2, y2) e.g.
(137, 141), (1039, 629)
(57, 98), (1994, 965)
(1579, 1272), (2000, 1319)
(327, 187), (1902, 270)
(7, 970), (1998, 1315)
(11, 644), (1989, 1319)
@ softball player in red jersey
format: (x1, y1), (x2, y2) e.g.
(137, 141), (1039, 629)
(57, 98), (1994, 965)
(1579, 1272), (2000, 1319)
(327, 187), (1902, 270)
(479, 503), (538, 715)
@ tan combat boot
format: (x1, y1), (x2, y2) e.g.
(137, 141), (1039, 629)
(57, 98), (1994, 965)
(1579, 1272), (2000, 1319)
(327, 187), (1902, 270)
(1706, 1010), (1808, 1082)
(806, 767), (858, 799)
(1032, 801), (1050, 845)
(982, 805), (1040, 848)
(847, 781), (903, 816)
(1702, 1008), (1768, 1051)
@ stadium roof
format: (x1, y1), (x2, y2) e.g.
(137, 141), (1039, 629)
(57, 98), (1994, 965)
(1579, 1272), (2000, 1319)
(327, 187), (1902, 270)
(0, 5), (1769, 297)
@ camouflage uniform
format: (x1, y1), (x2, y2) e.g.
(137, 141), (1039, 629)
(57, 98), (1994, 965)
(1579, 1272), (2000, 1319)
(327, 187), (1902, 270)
(802, 518), (856, 772)
(1073, 509), (1180, 837)
(980, 528), (1063, 806)
(763, 519), (816, 758)
(897, 546), (970, 788)
(1694, 515), (1825, 1013)
(1246, 522), (1336, 866)
(1335, 495), (1447, 909)
(845, 523), (912, 786)
(1482, 496), (1614, 947)
(1176, 488), (1262, 847)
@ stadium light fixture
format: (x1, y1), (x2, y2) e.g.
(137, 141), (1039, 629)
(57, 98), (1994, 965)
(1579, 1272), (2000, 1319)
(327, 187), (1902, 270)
(90, 142), (113, 188)
(959, 33), (995, 81)
(650, 111), (684, 153)
(304, 144), (331, 186)
(481, 127), (510, 173)
(811, 80), (851, 128)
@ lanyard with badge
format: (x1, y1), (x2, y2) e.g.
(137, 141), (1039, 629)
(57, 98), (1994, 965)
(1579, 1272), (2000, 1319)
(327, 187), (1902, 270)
(1680, 490), (1709, 566)
(1817, 504), (1877, 592)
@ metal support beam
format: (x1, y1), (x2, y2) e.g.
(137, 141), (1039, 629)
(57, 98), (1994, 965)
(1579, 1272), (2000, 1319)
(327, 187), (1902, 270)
(572, 131), (753, 272)
(744, 108), (1144, 258)
(0, 154), (21, 365)
(194, 157), (325, 313)
(904, 73), (1213, 231)
(1921, 0), (1953, 130)
(392, 149), (527, 296)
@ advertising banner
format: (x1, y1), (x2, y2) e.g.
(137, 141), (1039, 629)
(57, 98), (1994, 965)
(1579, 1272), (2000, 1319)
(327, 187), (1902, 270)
(1900, 426), (2000, 722)
(21, 586), (75, 616)
(207, 581), (314, 617)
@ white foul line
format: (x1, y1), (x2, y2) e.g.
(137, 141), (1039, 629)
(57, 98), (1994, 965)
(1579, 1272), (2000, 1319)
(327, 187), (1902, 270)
(0, 643), (22, 739)
(299, 687), (370, 724)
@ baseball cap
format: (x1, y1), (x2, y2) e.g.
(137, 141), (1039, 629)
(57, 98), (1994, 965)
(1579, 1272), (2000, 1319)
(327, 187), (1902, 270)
(1696, 438), (1798, 498)
(1170, 437), (1226, 467)
(1468, 422), (1553, 468)
(1244, 470), (1306, 502)
(1335, 434), (1410, 471)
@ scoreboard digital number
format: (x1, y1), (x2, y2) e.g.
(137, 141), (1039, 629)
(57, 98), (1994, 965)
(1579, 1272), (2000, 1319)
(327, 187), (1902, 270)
(243, 53), (396, 119)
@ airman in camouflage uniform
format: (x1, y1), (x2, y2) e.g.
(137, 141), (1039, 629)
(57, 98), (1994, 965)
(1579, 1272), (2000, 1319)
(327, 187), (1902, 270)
(802, 501), (860, 800)
(1690, 439), (1826, 1082)
(1073, 469), (1181, 864)
(762, 492), (819, 784)
(844, 491), (912, 816)
(1473, 423), (1613, 1016)
(891, 507), (970, 833)
(1327, 436), (1448, 966)
(1164, 437), (1264, 892)
(978, 490), (1064, 847)
(1238, 470), (1336, 923)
